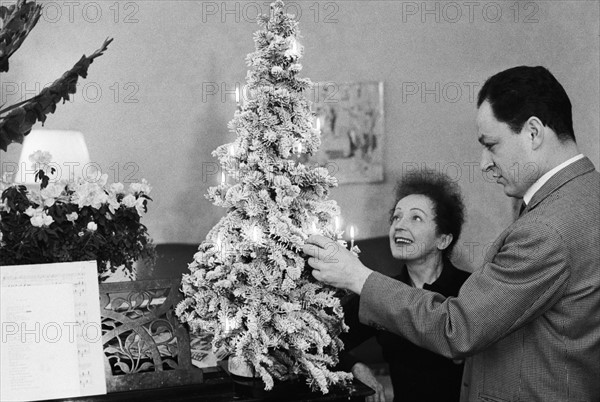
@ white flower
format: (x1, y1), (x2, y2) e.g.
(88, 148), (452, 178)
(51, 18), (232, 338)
(42, 183), (64, 197)
(129, 179), (151, 194)
(107, 193), (121, 214)
(71, 181), (100, 208)
(109, 182), (124, 194)
(40, 183), (65, 207)
(30, 212), (53, 227)
(24, 206), (37, 217)
(66, 212), (78, 222)
(122, 194), (136, 208)
(87, 221), (97, 231)
(271, 66), (284, 76)
(28, 150), (52, 165)
(90, 191), (108, 209)
(42, 214), (54, 226)
(30, 215), (44, 227)
(98, 174), (108, 187)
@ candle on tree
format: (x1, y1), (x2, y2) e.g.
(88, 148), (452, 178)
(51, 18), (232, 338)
(228, 143), (240, 178)
(235, 87), (242, 111)
(289, 38), (300, 57)
(292, 142), (304, 163)
(224, 316), (237, 333)
(349, 225), (355, 249)
(215, 234), (229, 259)
(215, 234), (223, 251)
(250, 225), (262, 243)
(307, 220), (319, 235)
(334, 216), (342, 239)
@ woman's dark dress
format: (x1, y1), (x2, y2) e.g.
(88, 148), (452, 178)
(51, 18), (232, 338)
(340, 259), (470, 402)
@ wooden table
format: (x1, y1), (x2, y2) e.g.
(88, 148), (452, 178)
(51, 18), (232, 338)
(43, 369), (375, 402)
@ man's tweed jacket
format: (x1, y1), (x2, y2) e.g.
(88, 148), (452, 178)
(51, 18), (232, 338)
(359, 157), (600, 401)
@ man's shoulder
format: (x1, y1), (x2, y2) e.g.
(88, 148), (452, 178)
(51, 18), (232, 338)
(533, 169), (599, 221)
(525, 161), (598, 221)
(529, 156), (598, 212)
(508, 170), (599, 264)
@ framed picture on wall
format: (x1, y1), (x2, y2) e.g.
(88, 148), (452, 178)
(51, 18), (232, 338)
(310, 81), (385, 184)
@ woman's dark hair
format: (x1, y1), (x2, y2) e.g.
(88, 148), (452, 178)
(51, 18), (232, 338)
(391, 169), (466, 258)
(477, 65), (575, 142)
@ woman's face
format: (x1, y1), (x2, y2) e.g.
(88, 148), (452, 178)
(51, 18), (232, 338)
(388, 194), (448, 262)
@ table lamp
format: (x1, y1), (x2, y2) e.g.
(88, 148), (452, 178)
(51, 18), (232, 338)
(15, 129), (91, 185)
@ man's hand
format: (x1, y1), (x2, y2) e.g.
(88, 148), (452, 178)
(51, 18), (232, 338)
(302, 235), (373, 294)
(352, 362), (386, 402)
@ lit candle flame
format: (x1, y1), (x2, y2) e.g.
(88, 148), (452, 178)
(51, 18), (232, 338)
(309, 221), (318, 235)
(224, 316), (237, 333)
(250, 226), (262, 243)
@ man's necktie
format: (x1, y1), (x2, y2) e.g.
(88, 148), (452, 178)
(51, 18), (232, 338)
(519, 201), (527, 217)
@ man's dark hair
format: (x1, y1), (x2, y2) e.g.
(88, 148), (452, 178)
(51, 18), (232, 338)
(391, 169), (466, 259)
(477, 66), (575, 142)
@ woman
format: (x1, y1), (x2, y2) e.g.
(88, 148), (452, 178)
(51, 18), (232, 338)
(340, 170), (470, 402)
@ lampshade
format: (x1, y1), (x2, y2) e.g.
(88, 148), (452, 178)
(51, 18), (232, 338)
(16, 129), (91, 185)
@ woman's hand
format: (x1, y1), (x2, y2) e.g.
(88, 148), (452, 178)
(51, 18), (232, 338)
(302, 235), (373, 294)
(352, 362), (387, 402)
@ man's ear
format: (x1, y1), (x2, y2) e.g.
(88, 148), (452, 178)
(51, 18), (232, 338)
(524, 116), (545, 150)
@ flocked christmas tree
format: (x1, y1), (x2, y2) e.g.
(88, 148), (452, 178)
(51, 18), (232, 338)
(176, 0), (354, 393)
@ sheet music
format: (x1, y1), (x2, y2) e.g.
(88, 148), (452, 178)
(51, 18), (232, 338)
(0, 261), (107, 401)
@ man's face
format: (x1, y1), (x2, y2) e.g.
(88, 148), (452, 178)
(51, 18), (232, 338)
(476, 101), (536, 198)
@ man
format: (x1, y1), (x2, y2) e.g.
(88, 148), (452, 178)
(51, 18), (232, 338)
(304, 66), (600, 401)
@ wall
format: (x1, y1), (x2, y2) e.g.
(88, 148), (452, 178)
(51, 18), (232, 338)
(1, 0), (598, 270)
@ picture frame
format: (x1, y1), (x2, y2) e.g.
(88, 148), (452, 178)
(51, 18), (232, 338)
(310, 81), (385, 184)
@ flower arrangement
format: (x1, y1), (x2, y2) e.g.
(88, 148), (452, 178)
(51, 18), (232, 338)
(0, 0), (147, 280)
(0, 151), (155, 280)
